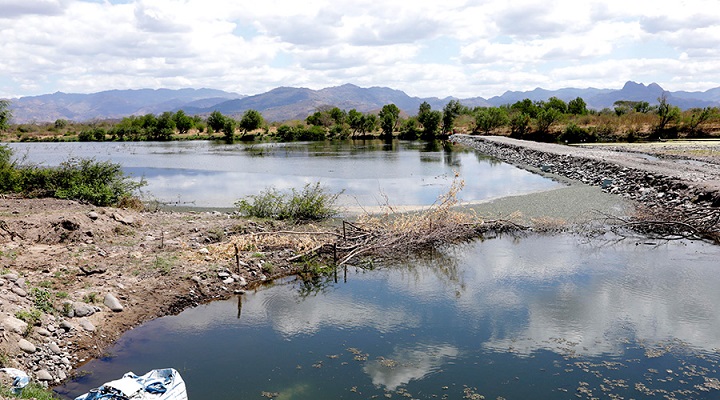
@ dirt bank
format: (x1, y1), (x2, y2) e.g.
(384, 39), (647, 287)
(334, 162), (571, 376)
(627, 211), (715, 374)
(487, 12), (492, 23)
(2, 135), (719, 393)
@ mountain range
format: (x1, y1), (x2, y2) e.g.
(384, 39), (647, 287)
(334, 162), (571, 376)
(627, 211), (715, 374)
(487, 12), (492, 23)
(7, 81), (720, 124)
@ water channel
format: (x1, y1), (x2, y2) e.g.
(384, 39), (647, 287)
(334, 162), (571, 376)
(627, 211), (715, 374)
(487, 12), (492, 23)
(10, 140), (718, 399)
(7, 140), (559, 209)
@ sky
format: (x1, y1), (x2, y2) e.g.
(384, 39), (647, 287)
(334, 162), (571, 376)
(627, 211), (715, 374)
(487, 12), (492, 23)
(1, 0), (719, 99)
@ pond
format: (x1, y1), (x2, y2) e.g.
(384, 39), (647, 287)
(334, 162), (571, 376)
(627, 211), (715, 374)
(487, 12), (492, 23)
(7, 140), (560, 208)
(57, 235), (720, 399)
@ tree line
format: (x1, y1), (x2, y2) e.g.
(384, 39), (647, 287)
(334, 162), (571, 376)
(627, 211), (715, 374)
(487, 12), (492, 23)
(1, 94), (718, 144)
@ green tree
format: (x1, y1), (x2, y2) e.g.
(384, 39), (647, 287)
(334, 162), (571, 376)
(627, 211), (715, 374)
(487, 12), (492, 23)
(567, 97), (588, 115)
(348, 109), (364, 135)
(239, 109), (264, 135)
(684, 107), (716, 136)
(151, 111), (175, 141)
(511, 99), (540, 118)
(0, 99), (11, 131)
(545, 97), (567, 114)
(207, 111), (226, 133)
(174, 110), (194, 135)
(474, 107), (509, 134)
(221, 118), (236, 141)
(655, 93), (680, 134)
(378, 103), (400, 137)
(510, 113), (531, 138)
(535, 108), (561, 135)
(442, 100), (462, 134)
(399, 117), (421, 140)
(329, 107), (346, 125)
(361, 113), (378, 135)
(417, 102), (442, 140)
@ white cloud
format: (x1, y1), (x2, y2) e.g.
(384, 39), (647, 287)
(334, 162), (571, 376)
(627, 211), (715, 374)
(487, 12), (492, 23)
(0, 0), (719, 99)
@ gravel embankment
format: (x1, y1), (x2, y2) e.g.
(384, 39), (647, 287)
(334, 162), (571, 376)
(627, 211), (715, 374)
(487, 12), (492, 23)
(451, 135), (720, 213)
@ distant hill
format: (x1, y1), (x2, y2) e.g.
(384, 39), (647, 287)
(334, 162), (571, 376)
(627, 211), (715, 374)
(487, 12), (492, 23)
(9, 88), (242, 123)
(6, 82), (720, 124)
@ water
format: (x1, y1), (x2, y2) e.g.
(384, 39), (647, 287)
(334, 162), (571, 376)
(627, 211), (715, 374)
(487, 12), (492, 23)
(57, 235), (720, 399)
(7, 140), (560, 208)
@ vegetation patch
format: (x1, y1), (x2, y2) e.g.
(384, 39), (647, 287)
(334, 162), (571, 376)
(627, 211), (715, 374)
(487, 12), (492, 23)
(236, 182), (342, 221)
(0, 145), (145, 206)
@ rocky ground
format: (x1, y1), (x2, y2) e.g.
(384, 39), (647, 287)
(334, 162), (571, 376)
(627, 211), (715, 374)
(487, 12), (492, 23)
(1, 135), (720, 396)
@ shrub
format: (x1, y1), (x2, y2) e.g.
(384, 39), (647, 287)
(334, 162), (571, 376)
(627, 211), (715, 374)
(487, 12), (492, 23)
(559, 123), (596, 143)
(236, 182), (341, 221)
(0, 146), (145, 206)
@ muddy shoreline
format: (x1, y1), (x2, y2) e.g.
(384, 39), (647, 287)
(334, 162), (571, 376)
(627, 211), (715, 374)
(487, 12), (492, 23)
(1, 136), (719, 394)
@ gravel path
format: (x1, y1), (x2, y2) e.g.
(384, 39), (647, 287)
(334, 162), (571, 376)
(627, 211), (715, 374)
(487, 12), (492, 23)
(451, 135), (720, 214)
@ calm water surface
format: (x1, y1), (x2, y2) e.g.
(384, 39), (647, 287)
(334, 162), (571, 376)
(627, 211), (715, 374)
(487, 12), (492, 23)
(8, 140), (560, 208)
(57, 235), (720, 399)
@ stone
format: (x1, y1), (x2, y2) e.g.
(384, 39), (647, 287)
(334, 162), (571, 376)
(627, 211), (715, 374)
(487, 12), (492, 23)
(1, 273), (18, 282)
(57, 370), (67, 381)
(217, 271), (230, 279)
(36, 327), (51, 337)
(59, 320), (75, 331)
(88, 211), (99, 220)
(104, 293), (123, 312)
(72, 302), (96, 318)
(236, 276), (247, 286)
(15, 277), (26, 289)
(36, 369), (53, 381)
(198, 248), (210, 255)
(78, 318), (95, 332)
(48, 342), (62, 354)
(11, 287), (27, 297)
(222, 277), (234, 284)
(112, 212), (134, 225)
(2, 315), (28, 334)
(18, 338), (37, 353)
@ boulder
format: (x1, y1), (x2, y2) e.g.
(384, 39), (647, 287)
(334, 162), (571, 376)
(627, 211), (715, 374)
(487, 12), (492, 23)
(18, 339), (36, 354)
(2, 315), (28, 335)
(78, 318), (95, 332)
(72, 302), (96, 318)
(104, 293), (123, 312)
(36, 369), (53, 381)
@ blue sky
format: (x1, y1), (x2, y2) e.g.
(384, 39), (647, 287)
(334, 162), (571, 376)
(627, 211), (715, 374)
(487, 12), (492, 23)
(1, 0), (719, 99)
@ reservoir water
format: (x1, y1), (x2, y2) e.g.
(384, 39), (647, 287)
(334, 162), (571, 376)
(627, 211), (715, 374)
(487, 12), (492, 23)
(7, 140), (560, 208)
(11, 139), (716, 398)
(57, 235), (720, 399)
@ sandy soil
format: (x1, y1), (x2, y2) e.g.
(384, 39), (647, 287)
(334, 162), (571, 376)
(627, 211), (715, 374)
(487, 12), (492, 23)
(1, 136), (719, 393)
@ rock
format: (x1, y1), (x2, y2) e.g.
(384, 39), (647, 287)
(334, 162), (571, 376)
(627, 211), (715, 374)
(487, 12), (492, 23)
(11, 287), (27, 297)
(217, 271), (230, 279)
(59, 320), (75, 331)
(1, 273), (19, 282)
(36, 327), (51, 337)
(48, 342), (62, 354)
(15, 277), (26, 289)
(236, 276), (247, 286)
(112, 212), (134, 225)
(198, 248), (210, 255)
(191, 276), (201, 283)
(78, 318), (95, 332)
(72, 302), (96, 318)
(57, 370), (67, 381)
(18, 338), (37, 354)
(222, 277), (234, 284)
(88, 211), (99, 220)
(2, 315), (28, 334)
(36, 369), (53, 381)
(104, 293), (123, 312)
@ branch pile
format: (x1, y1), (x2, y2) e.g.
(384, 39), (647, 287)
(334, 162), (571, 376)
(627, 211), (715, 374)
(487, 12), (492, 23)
(606, 205), (720, 243)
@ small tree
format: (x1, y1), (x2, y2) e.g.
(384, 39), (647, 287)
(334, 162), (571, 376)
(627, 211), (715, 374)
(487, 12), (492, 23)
(207, 111), (226, 133)
(174, 110), (194, 135)
(655, 93), (680, 134)
(378, 103), (400, 137)
(442, 100), (463, 134)
(545, 97), (567, 114)
(222, 118), (236, 141)
(474, 107), (509, 134)
(535, 108), (561, 136)
(567, 97), (588, 115)
(239, 109), (264, 135)
(510, 113), (531, 138)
